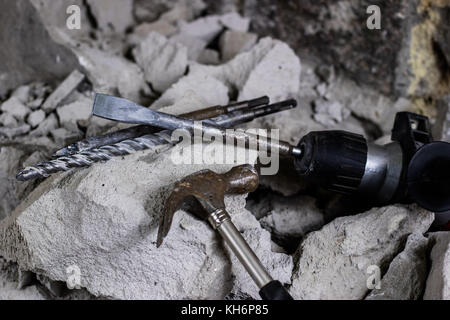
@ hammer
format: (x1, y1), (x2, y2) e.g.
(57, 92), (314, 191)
(156, 164), (293, 300)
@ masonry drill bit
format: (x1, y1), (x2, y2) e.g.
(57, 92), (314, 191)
(93, 94), (301, 157)
(54, 96), (270, 157)
(16, 100), (296, 181)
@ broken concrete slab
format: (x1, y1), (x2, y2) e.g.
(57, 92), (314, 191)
(290, 205), (434, 299)
(313, 99), (350, 126)
(219, 30), (257, 62)
(0, 113), (18, 128)
(366, 233), (429, 300)
(128, 20), (177, 46)
(0, 141), (292, 299)
(0, 125), (31, 139)
(27, 98), (44, 110)
(56, 96), (92, 129)
(170, 34), (207, 61)
(0, 0), (80, 97)
(50, 127), (83, 148)
(30, 113), (58, 137)
(72, 45), (151, 104)
(198, 49), (220, 65)
(159, 0), (207, 24)
(42, 70), (85, 113)
(86, 0), (134, 34)
(152, 74), (229, 110)
(11, 85), (31, 104)
(178, 37), (301, 105)
(1, 97), (30, 121)
(27, 110), (46, 128)
(258, 194), (325, 243)
(219, 12), (250, 32)
(423, 232), (450, 300)
(0, 147), (40, 221)
(0, 257), (44, 300)
(133, 0), (205, 23)
(133, 33), (188, 93)
(178, 16), (224, 43)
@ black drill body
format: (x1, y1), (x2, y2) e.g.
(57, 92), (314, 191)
(293, 112), (450, 213)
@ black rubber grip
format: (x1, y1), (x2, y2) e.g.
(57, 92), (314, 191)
(294, 131), (368, 194)
(259, 280), (293, 300)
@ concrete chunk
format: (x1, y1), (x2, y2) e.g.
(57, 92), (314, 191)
(424, 232), (450, 300)
(1, 97), (30, 121)
(0, 0), (80, 97)
(178, 16), (223, 43)
(133, 33), (188, 93)
(86, 0), (134, 34)
(219, 30), (257, 62)
(0, 124), (30, 139)
(366, 233), (430, 300)
(42, 70), (85, 113)
(290, 205), (434, 299)
(220, 12), (250, 32)
(0, 113), (18, 127)
(56, 96), (92, 129)
(27, 110), (46, 128)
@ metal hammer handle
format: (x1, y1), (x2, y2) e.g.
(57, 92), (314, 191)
(208, 209), (293, 300)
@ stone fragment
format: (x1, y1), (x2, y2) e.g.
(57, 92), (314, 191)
(0, 0), (80, 97)
(187, 37), (301, 103)
(73, 45), (150, 104)
(290, 205), (434, 299)
(27, 110), (46, 128)
(133, 33), (188, 93)
(152, 73), (229, 109)
(1, 97), (30, 121)
(86, 0), (134, 34)
(366, 233), (429, 300)
(258, 195), (325, 242)
(27, 98), (44, 110)
(42, 70), (85, 113)
(0, 257), (44, 300)
(178, 16), (223, 43)
(0, 113), (18, 127)
(11, 85), (31, 104)
(423, 232), (450, 300)
(0, 147), (36, 221)
(219, 12), (250, 32)
(133, 0), (205, 23)
(198, 49), (220, 65)
(313, 100), (350, 126)
(219, 30), (257, 62)
(129, 20), (177, 46)
(0, 125), (30, 139)
(56, 96), (92, 129)
(50, 128), (83, 147)
(170, 34), (207, 61)
(30, 113), (58, 137)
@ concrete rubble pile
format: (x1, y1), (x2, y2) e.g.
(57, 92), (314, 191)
(0, 0), (448, 300)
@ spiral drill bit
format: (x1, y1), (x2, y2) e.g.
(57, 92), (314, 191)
(16, 100), (297, 181)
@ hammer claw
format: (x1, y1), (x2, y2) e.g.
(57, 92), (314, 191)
(156, 185), (192, 247)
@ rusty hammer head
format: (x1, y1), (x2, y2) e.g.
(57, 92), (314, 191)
(156, 164), (259, 247)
